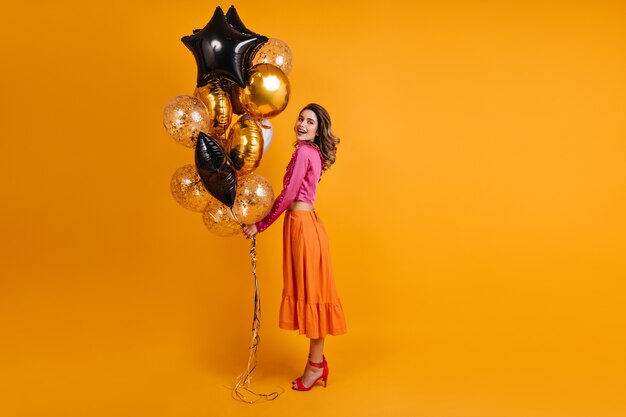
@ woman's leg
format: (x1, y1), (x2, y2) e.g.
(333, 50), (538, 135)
(292, 337), (325, 389)
(309, 337), (325, 363)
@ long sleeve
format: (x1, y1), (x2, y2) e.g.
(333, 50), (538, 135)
(255, 147), (310, 233)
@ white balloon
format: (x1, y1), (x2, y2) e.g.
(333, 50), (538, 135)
(259, 119), (273, 153)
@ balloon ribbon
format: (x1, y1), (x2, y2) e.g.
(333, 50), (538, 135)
(232, 236), (281, 403)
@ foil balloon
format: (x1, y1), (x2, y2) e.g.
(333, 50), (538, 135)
(226, 116), (264, 176)
(195, 132), (237, 207)
(228, 84), (246, 115)
(163, 95), (209, 148)
(225, 6), (264, 38)
(225, 6), (267, 72)
(181, 7), (267, 87)
(237, 115), (273, 152)
(232, 173), (274, 224)
(194, 81), (232, 138)
(238, 64), (290, 119)
(251, 38), (293, 75)
(202, 197), (241, 237)
(170, 164), (212, 212)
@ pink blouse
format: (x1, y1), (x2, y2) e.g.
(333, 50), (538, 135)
(255, 142), (324, 233)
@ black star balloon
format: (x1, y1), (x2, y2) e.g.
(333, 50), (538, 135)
(225, 6), (267, 72)
(225, 6), (264, 38)
(195, 132), (237, 208)
(182, 7), (267, 88)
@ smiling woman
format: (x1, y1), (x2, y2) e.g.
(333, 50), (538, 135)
(242, 103), (345, 391)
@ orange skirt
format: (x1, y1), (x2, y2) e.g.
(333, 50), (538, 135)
(279, 210), (347, 339)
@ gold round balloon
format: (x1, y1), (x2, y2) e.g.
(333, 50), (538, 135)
(232, 173), (275, 224)
(162, 95), (209, 148)
(228, 84), (246, 115)
(170, 164), (211, 212)
(194, 81), (232, 138)
(226, 116), (264, 176)
(238, 64), (290, 119)
(202, 198), (241, 237)
(251, 38), (293, 75)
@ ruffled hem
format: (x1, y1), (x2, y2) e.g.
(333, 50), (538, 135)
(279, 295), (347, 339)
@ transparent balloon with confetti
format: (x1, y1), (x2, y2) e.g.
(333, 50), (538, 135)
(162, 95), (209, 148)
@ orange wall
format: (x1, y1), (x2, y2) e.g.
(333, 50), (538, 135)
(1, 1), (625, 416)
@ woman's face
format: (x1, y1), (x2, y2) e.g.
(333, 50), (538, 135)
(294, 109), (319, 142)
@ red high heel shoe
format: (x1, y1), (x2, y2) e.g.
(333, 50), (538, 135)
(292, 355), (327, 384)
(292, 358), (329, 391)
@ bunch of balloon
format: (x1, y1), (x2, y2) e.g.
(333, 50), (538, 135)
(161, 6), (294, 404)
(162, 6), (293, 238)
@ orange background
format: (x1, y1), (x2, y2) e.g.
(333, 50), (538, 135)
(1, 1), (625, 416)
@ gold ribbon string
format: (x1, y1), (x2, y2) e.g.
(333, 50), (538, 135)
(231, 229), (282, 403)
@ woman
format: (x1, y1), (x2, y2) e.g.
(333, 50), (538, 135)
(242, 103), (347, 391)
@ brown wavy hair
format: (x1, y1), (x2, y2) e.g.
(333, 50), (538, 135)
(297, 103), (340, 172)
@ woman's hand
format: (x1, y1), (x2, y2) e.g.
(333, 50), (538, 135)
(242, 224), (258, 239)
